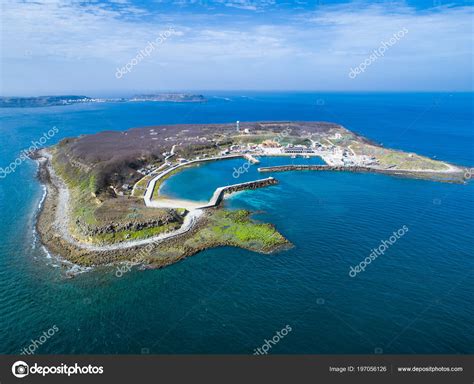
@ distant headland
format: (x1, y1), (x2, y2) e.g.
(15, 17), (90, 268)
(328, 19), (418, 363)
(0, 93), (207, 108)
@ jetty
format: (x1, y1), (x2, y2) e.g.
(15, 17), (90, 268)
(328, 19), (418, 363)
(144, 154), (278, 209)
(198, 177), (277, 209)
(144, 154), (243, 208)
(258, 165), (375, 173)
(257, 165), (466, 183)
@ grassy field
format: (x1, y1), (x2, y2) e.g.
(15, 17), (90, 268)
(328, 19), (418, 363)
(131, 175), (152, 197)
(351, 142), (450, 171)
(141, 208), (290, 267)
(151, 167), (183, 200)
(51, 149), (183, 243)
(52, 150), (100, 226)
(209, 210), (286, 250)
(233, 133), (312, 147)
(57, 208), (290, 268)
(191, 209), (288, 253)
(85, 222), (181, 245)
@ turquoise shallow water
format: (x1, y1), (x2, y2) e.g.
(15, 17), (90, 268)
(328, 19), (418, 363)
(160, 156), (326, 202)
(0, 92), (473, 354)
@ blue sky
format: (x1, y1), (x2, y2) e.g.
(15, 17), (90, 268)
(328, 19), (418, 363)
(1, 0), (472, 95)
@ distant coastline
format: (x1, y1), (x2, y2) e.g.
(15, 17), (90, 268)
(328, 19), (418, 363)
(0, 93), (207, 108)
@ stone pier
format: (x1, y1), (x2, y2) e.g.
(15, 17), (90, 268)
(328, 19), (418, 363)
(257, 165), (466, 183)
(198, 177), (278, 209)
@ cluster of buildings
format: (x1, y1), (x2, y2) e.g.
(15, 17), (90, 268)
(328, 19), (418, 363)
(219, 143), (258, 156)
(341, 151), (378, 166)
(283, 145), (315, 154)
(129, 125), (381, 196)
(137, 164), (155, 176)
(217, 137), (379, 167)
(314, 143), (378, 166)
(136, 164), (156, 176)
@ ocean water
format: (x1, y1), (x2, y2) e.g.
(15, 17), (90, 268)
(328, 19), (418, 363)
(0, 92), (473, 354)
(160, 156), (326, 202)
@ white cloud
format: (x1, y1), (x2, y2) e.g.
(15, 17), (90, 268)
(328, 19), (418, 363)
(1, 0), (472, 93)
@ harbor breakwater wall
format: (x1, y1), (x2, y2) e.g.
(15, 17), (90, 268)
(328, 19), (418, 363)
(257, 165), (466, 183)
(258, 165), (378, 173)
(199, 177), (278, 209)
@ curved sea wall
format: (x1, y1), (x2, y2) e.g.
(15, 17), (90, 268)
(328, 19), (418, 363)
(34, 153), (285, 269)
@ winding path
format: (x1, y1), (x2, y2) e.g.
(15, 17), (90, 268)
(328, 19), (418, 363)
(41, 150), (203, 252)
(143, 154), (243, 209)
(40, 151), (276, 252)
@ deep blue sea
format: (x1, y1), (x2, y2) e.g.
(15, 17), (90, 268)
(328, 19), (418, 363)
(0, 92), (473, 354)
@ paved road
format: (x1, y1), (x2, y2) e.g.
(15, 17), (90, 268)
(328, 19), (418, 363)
(39, 151), (276, 253)
(144, 154), (243, 209)
(41, 150), (203, 252)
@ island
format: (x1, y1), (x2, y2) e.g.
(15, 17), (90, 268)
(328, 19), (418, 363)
(0, 93), (207, 108)
(32, 121), (469, 271)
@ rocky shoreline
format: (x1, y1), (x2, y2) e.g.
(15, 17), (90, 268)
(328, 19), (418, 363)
(35, 153), (201, 266)
(34, 152), (289, 270)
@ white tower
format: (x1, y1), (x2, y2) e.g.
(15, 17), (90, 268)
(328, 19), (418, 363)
(236, 120), (240, 132)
